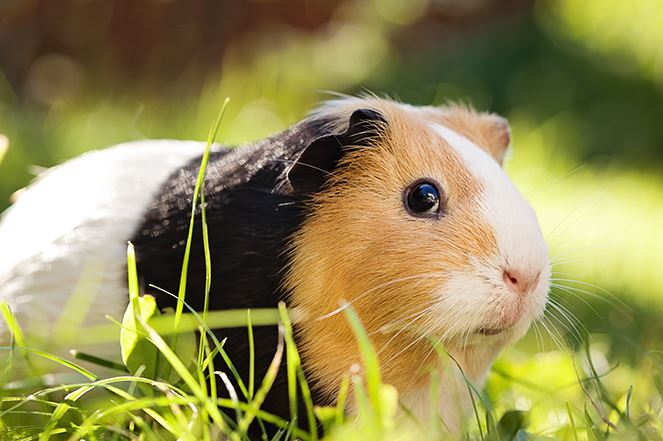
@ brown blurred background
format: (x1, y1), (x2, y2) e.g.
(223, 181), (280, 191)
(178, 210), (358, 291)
(1, 0), (531, 99)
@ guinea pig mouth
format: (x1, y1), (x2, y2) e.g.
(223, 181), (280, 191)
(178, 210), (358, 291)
(477, 327), (506, 336)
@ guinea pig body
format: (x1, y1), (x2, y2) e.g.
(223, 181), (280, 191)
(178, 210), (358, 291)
(0, 97), (550, 433)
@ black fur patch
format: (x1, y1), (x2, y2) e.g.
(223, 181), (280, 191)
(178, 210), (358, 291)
(129, 109), (386, 437)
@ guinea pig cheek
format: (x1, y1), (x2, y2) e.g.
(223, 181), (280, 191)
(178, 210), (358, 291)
(427, 266), (507, 342)
(429, 253), (546, 345)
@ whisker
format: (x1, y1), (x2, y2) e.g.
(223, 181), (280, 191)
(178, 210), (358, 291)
(531, 320), (544, 352)
(550, 258), (581, 267)
(316, 273), (447, 320)
(547, 315), (572, 350)
(535, 318), (555, 350)
(550, 271), (585, 278)
(523, 163), (588, 199)
(548, 314), (580, 347)
(549, 253), (576, 263)
(524, 299), (557, 352)
(382, 327), (434, 368)
(547, 297), (588, 338)
(375, 306), (435, 354)
(545, 180), (620, 247)
(522, 299), (548, 351)
(550, 278), (633, 312)
(545, 302), (582, 345)
(385, 304), (468, 370)
(550, 284), (603, 320)
(537, 316), (567, 352)
(268, 158), (337, 177)
(371, 305), (435, 336)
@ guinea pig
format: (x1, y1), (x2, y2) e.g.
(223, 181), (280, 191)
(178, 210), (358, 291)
(0, 96), (550, 434)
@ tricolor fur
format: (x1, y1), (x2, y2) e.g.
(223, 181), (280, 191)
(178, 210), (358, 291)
(286, 98), (549, 427)
(0, 97), (550, 434)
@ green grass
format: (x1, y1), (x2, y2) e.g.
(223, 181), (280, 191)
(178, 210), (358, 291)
(0, 136), (7, 166)
(1, 103), (663, 441)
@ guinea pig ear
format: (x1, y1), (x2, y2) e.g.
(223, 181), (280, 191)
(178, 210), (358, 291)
(287, 108), (385, 194)
(479, 114), (511, 166)
(440, 107), (511, 166)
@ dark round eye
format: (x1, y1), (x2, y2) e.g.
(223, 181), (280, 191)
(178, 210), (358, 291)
(404, 180), (443, 218)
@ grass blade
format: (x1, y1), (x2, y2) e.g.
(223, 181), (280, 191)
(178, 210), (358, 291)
(70, 350), (127, 372)
(0, 346), (96, 381)
(76, 307), (282, 345)
(0, 302), (26, 348)
(248, 309), (255, 400)
(174, 97), (230, 333)
(0, 134), (7, 166)
(278, 302), (299, 423)
(232, 325), (285, 440)
(343, 304), (382, 421)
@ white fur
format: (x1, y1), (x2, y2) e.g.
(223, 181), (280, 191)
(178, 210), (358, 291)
(430, 123), (550, 337)
(0, 140), (206, 359)
(395, 122), (550, 432)
(431, 124), (548, 273)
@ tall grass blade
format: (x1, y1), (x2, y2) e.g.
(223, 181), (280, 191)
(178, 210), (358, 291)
(78, 307), (282, 344)
(0, 347), (96, 381)
(0, 302), (26, 348)
(0, 134), (8, 166)
(335, 374), (349, 425)
(137, 315), (227, 430)
(278, 302), (299, 422)
(343, 305), (382, 421)
(174, 97), (230, 334)
(247, 309), (255, 399)
(232, 325), (285, 440)
(69, 350), (127, 372)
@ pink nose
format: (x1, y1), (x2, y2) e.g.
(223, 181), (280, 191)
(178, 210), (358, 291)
(502, 268), (540, 295)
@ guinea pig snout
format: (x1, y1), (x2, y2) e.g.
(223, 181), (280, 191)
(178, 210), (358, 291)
(502, 267), (541, 296)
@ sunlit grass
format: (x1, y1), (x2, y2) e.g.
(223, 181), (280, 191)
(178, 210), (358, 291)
(0, 135), (7, 166)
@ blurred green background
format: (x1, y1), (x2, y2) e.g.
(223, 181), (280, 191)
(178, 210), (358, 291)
(1, 0), (662, 435)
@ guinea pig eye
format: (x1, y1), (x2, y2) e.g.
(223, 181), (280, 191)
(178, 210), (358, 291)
(404, 179), (443, 218)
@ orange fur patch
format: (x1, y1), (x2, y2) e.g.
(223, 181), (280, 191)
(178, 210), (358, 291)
(284, 98), (505, 402)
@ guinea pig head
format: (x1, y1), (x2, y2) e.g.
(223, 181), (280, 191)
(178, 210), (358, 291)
(284, 98), (550, 403)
